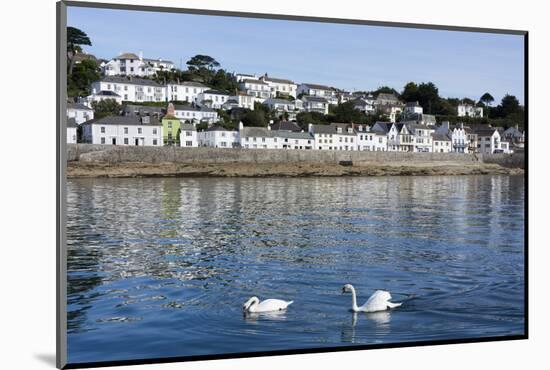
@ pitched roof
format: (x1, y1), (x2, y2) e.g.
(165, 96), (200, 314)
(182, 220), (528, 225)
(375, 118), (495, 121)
(269, 121), (302, 132)
(474, 126), (499, 136)
(310, 123), (355, 135)
(67, 102), (93, 111)
(205, 125), (234, 132)
(95, 90), (121, 97)
(371, 122), (392, 134)
(241, 79), (267, 85)
(167, 81), (207, 88)
(203, 89), (229, 95)
(241, 127), (276, 138)
(98, 76), (163, 87)
(431, 132), (451, 141)
(301, 83), (333, 90)
(264, 98), (295, 105)
(376, 93), (399, 101)
(116, 52), (140, 60)
(275, 131), (313, 140)
(143, 58), (174, 64)
(302, 96), (328, 103)
(262, 76), (295, 84)
(122, 105), (164, 116)
(173, 104), (215, 113)
(84, 115), (161, 126)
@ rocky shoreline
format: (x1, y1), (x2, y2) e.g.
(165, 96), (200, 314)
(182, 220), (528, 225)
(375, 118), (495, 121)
(67, 160), (523, 178)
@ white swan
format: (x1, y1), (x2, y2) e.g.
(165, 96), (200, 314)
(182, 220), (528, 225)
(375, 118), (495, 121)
(342, 284), (402, 313)
(242, 296), (293, 313)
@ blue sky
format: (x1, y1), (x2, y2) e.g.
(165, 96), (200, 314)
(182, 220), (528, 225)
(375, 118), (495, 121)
(68, 6), (524, 104)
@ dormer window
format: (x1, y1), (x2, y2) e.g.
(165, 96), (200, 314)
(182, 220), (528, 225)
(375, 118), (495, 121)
(337, 127), (342, 133)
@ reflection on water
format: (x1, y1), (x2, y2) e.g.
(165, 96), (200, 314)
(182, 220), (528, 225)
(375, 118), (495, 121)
(67, 175), (525, 364)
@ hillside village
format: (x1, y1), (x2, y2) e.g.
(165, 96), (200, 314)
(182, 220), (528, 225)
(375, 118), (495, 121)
(67, 48), (525, 155)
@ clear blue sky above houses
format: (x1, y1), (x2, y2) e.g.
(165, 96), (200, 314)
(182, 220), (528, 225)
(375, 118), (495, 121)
(68, 6), (525, 104)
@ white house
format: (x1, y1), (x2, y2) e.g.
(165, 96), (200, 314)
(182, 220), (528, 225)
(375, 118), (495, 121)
(91, 76), (166, 103)
(259, 75), (297, 98)
(179, 123), (198, 147)
(102, 52), (174, 77)
(81, 90), (123, 107)
(387, 123), (414, 152)
(234, 73), (258, 82)
(67, 118), (78, 144)
(432, 133), (452, 152)
(196, 90), (230, 109)
(275, 131), (314, 150)
(474, 126), (511, 153)
(352, 99), (375, 114)
(308, 123), (357, 151)
(436, 122), (470, 153)
(457, 103), (483, 117)
(166, 81), (209, 103)
(229, 92), (255, 110)
(503, 125), (525, 149)
(82, 115), (163, 146)
(406, 123), (435, 152)
(239, 125), (279, 149)
(301, 96), (329, 115)
(297, 83), (336, 100)
(404, 101), (423, 116)
(263, 98), (298, 118)
(67, 102), (94, 124)
(368, 122), (392, 151)
(173, 105), (218, 124)
(239, 79), (271, 101)
(198, 125), (240, 148)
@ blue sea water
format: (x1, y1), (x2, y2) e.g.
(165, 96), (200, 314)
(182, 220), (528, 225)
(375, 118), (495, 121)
(66, 175), (525, 364)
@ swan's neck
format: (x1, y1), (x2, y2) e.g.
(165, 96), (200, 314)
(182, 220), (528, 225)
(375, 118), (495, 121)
(249, 297), (260, 313)
(349, 286), (359, 312)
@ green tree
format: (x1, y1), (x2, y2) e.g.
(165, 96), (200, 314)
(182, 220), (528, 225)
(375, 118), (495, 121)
(296, 111), (328, 130)
(480, 92), (495, 107)
(91, 99), (122, 119)
(242, 110), (267, 127)
(186, 55), (220, 84)
(67, 26), (92, 76)
(67, 59), (100, 97)
(401, 82), (419, 103)
(500, 94), (521, 116)
(374, 86), (400, 97)
(330, 101), (367, 124)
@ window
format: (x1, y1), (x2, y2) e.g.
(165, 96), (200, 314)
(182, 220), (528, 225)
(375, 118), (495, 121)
(153, 128), (157, 135)
(100, 137), (105, 144)
(124, 138), (128, 145)
(186, 141), (192, 146)
(100, 126), (105, 133)
(186, 131), (192, 136)
(124, 127), (128, 134)
(153, 139), (158, 145)
(138, 128), (142, 134)
(168, 122), (172, 129)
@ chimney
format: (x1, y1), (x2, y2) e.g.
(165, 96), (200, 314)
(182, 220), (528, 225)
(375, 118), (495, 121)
(308, 123), (313, 133)
(267, 124), (271, 130)
(139, 51), (143, 61)
(238, 121), (244, 131)
(167, 103), (175, 116)
(460, 122), (464, 129)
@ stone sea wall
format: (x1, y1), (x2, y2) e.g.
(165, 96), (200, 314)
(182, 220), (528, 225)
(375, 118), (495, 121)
(67, 144), (486, 164)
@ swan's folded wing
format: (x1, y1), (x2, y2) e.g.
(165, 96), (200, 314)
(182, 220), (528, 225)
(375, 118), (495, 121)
(365, 290), (392, 305)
